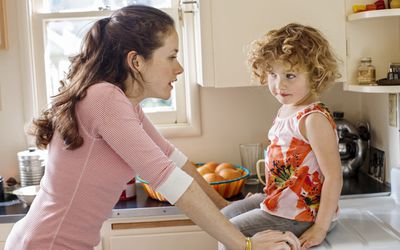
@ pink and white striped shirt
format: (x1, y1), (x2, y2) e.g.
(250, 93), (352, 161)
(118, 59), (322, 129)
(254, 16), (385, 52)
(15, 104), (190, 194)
(5, 82), (192, 250)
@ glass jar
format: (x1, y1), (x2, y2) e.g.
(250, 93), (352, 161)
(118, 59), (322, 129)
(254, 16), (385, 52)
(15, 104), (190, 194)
(390, 0), (400, 9)
(357, 57), (376, 85)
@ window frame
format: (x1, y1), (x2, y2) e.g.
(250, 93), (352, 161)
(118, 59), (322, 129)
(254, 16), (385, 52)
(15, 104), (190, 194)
(19, 0), (201, 139)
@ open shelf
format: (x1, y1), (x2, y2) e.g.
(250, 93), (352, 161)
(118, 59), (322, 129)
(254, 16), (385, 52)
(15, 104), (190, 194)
(345, 84), (400, 93)
(348, 8), (400, 21)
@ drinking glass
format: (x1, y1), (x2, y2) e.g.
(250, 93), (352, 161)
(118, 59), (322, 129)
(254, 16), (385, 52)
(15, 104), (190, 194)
(239, 143), (263, 185)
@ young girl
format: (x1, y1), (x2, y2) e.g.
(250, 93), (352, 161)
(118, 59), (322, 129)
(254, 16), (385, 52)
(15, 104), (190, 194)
(220, 23), (343, 250)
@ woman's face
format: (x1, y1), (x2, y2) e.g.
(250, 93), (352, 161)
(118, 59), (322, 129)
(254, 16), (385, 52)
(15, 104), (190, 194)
(139, 29), (184, 100)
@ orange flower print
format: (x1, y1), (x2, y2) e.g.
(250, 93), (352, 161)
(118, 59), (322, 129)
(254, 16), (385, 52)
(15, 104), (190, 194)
(264, 137), (312, 212)
(296, 103), (334, 129)
(295, 208), (315, 221)
(263, 103), (332, 222)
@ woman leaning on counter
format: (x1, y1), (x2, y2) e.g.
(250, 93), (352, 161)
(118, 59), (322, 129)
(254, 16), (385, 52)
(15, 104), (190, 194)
(5, 5), (299, 250)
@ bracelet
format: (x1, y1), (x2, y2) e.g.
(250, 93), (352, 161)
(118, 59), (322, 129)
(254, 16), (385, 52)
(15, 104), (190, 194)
(245, 237), (252, 250)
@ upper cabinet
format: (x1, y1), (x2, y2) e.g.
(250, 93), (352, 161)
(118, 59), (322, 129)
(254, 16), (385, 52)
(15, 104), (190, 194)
(195, 0), (347, 87)
(345, 0), (400, 93)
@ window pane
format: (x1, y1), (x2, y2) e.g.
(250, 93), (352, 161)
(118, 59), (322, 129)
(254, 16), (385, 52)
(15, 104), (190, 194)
(44, 18), (175, 112)
(45, 19), (94, 99)
(43, 0), (171, 12)
(141, 96), (175, 112)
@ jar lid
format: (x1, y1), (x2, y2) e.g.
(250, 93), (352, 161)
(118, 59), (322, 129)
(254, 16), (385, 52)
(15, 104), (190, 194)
(361, 57), (372, 62)
(17, 147), (47, 161)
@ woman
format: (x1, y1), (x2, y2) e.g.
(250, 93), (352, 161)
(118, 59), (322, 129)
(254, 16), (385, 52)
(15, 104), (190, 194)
(5, 5), (300, 250)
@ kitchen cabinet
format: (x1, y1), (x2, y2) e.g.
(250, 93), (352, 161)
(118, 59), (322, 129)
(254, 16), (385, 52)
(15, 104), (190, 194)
(345, 1), (400, 93)
(195, 0), (346, 87)
(0, 223), (12, 250)
(100, 216), (217, 250)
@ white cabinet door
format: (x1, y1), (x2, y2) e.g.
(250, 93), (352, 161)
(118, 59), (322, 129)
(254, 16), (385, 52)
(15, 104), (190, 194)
(197, 0), (346, 87)
(109, 231), (217, 250)
(0, 223), (13, 250)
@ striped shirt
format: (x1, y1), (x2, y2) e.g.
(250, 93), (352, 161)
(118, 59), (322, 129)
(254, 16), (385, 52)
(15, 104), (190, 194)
(5, 82), (192, 250)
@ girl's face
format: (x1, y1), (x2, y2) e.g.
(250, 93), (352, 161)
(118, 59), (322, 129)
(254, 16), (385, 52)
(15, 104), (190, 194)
(139, 29), (184, 100)
(267, 61), (312, 106)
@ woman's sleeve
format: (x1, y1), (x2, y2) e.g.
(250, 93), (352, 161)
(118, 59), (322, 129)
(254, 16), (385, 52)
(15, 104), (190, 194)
(136, 105), (187, 168)
(94, 87), (192, 204)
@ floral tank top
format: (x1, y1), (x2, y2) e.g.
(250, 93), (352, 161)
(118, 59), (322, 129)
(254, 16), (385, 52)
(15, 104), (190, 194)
(261, 102), (338, 222)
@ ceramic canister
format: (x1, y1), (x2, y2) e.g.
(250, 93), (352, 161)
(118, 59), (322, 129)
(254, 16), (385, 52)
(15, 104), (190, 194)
(17, 148), (47, 187)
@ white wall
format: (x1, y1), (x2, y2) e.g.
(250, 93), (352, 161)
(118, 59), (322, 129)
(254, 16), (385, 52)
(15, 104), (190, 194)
(170, 83), (363, 166)
(0, 0), (27, 180)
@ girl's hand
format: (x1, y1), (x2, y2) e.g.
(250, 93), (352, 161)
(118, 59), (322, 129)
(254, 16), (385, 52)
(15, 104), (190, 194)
(299, 224), (327, 249)
(252, 230), (301, 250)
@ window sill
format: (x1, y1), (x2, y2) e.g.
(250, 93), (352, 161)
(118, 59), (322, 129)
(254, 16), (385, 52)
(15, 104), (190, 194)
(156, 120), (201, 138)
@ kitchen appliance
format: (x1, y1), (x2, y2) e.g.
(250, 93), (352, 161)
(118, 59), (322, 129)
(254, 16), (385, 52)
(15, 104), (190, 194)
(17, 148), (47, 187)
(333, 112), (369, 178)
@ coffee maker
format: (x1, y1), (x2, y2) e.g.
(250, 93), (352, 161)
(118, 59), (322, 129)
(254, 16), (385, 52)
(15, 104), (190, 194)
(333, 112), (370, 178)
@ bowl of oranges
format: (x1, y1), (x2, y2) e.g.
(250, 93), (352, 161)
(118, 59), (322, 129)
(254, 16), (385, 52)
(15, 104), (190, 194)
(137, 162), (250, 202)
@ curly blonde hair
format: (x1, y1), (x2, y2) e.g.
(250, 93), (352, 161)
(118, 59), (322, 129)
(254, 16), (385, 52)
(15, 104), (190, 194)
(248, 23), (341, 93)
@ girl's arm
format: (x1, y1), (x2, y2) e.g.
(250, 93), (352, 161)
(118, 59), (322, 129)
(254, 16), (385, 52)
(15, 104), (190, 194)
(181, 161), (230, 209)
(299, 113), (343, 249)
(175, 179), (301, 250)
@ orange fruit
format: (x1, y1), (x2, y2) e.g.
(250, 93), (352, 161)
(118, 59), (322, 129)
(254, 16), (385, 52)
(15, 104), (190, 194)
(215, 163), (235, 173)
(202, 173), (224, 183)
(197, 165), (214, 176)
(201, 162), (219, 172)
(218, 168), (241, 180)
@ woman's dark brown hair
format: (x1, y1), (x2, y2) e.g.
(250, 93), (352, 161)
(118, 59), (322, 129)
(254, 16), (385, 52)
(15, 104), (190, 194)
(31, 5), (175, 150)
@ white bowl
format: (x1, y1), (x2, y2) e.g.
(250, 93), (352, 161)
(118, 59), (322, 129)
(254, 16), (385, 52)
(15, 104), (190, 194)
(12, 185), (40, 206)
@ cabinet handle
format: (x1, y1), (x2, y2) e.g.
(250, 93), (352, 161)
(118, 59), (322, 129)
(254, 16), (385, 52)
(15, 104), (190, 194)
(112, 219), (195, 230)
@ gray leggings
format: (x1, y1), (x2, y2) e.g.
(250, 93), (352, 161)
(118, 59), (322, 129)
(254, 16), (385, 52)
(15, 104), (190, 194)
(218, 193), (335, 250)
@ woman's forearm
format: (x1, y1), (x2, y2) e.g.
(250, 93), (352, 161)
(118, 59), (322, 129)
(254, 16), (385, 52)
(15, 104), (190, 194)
(175, 181), (246, 250)
(181, 161), (230, 209)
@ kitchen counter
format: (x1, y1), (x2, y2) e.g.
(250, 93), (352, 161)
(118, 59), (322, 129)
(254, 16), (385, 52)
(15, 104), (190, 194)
(314, 195), (400, 249)
(0, 171), (391, 223)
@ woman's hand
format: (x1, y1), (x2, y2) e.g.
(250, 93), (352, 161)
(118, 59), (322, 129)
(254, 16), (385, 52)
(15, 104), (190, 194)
(299, 224), (327, 249)
(252, 230), (301, 250)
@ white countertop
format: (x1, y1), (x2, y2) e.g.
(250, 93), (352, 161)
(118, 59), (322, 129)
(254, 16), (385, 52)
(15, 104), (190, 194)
(314, 168), (400, 249)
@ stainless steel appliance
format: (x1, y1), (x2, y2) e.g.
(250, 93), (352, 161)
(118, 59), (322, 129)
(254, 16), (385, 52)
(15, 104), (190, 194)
(17, 148), (47, 186)
(333, 112), (370, 178)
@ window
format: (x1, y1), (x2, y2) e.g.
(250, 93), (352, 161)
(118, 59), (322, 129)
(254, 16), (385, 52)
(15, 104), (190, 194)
(22, 0), (200, 137)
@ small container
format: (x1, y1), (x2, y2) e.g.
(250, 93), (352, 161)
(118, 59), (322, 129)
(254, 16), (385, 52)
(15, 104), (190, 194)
(357, 57), (376, 85)
(119, 178), (136, 201)
(388, 63), (400, 80)
(17, 148), (47, 187)
(0, 176), (4, 202)
(390, 0), (400, 8)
